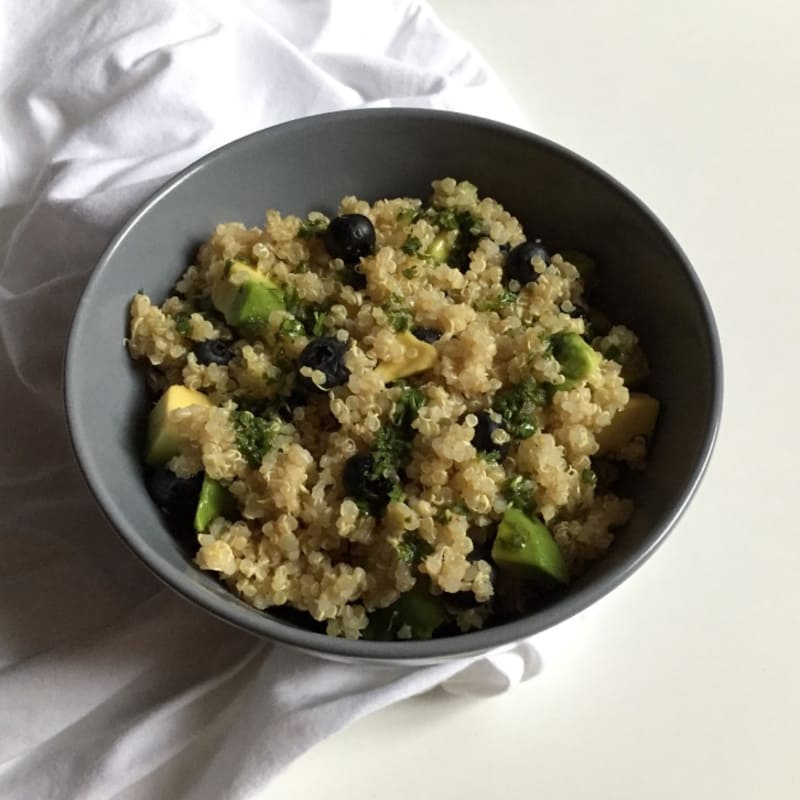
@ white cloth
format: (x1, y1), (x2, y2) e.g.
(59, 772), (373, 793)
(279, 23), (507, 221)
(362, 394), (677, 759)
(0, 2), (564, 797)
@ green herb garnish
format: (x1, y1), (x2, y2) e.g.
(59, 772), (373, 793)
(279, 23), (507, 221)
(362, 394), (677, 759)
(389, 484), (407, 503)
(475, 289), (517, 313)
(372, 424), (413, 481)
(581, 468), (597, 485)
(396, 533), (433, 565)
(354, 498), (372, 515)
(493, 378), (547, 439)
(231, 410), (281, 467)
(284, 290), (329, 337)
(503, 474), (536, 516)
(279, 316), (305, 338)
(402, 236), (422, 256)
(381, 293), (412, 332)
(392, 382), (425, 426)
(433, 502), (470, 524)
(396, 208), (418, 224)
(311, 310), (328, 336)
(298, 217), (328, 239)
(174, 311), (192, 336)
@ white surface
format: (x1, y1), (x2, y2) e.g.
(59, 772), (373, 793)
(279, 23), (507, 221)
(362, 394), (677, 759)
(267, 1), (800, 799)
(0, 3), (537, 798)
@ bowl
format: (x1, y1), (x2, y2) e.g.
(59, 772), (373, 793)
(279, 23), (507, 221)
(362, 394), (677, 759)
(65, 108), (722, 664)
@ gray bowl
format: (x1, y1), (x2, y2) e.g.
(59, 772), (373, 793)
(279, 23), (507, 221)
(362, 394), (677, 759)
(65, 109), (722, 664)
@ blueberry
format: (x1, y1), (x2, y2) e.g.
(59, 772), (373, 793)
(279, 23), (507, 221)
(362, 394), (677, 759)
(472, 410), (509, 457)
(324, 214), (376, 266)
(504, 241), (550, 286)
(298, 336), (349, 392)
(411, 326), (442, 344)
(343, 453), (394, 513)
(146, 467), (203, 518)
(193, 339), (233, 366)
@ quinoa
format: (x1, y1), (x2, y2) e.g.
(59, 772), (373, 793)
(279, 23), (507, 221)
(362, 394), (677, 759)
(128, 178), (658, 640)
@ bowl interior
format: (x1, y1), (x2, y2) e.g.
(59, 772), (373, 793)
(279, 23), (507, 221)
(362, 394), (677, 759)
(66, 109), (720, 663)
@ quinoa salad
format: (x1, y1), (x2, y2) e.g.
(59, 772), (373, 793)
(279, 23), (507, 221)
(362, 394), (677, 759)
(127, 178), (659, 640)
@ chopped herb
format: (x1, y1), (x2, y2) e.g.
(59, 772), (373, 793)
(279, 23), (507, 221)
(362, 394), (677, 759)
(396, 532), (433, 565)
(174, 311), (192, 336)
(448, 211), (484, 270)
(298, 217), (328, 239)
(381, 293), (412, 332)
(389, 484), (406, 503)
(354, 498), (372, 515)
(433, 209), (459, 230)
(493, 378), (547, 439)
(285, 289), (329, 337)
(479, 450), (502, 463)
(372, 424), (412, 481)
(402, 236), (422, 256)
(403, 266), (418, 279)
(279, 316), (305, 338)
(503, 474), (536, 516)
(604, 345), (623, 362)
(223, 259), (234, 277)
(311, 310), (328, 336)
(392, 382), (425, 426)
(581, 468), (597, 485)
(475, 289), (517, 313)
(365, 383), (425, 490)
(434, 502), (469, 524)
(396, 208), (418, 224)
(231, 410), (281, 467)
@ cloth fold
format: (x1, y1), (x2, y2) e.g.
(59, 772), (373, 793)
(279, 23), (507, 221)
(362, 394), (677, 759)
(0, 2), (554, 797)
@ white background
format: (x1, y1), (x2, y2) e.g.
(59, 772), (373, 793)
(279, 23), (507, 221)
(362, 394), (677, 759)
(267, 1), (800, 798)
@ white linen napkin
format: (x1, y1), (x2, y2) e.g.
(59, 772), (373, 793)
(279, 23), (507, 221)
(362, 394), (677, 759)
(0, 1), (563, 797)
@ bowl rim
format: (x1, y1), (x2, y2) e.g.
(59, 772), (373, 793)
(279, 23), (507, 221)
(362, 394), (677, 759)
(64, 107), (723, 661)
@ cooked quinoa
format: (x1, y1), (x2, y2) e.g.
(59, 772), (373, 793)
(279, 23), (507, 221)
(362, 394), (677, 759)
(128, 178), (658, 640)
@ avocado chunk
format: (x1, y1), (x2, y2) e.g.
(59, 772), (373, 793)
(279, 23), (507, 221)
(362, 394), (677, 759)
(551, 332), (601, 390)
(211, 260), (285, 331)
(194, 474), (238, 532)
(146, 385), (211, 466)
(426, 230), (457, 263)
(375, 330), (438, 383)
(491, 507), (570, 585)
(364, 580), (447, 640)
(596, 392), (659, 455)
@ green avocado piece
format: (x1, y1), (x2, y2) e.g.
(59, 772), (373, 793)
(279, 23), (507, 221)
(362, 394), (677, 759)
(491, 507), (570, 585)
(551, 332), (601, 390)
(364, 580), (447, 640)
(596, 392), (659, 455)
(426, 230), (457, 263)
(194, 474), (238, 532)
(211, 260), (285, 330)
(145, 385), (212, 466)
